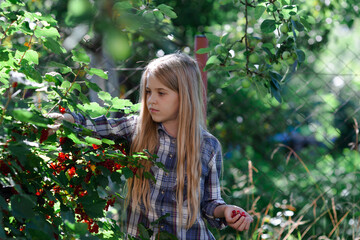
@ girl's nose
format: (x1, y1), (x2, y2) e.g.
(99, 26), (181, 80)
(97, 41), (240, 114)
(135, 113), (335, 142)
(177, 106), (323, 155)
(148, 94), (157, 105)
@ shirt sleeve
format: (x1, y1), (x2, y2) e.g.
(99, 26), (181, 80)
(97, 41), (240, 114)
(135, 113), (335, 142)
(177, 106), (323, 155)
(70, 112), (137, 142)
(201, 138), (227, 229)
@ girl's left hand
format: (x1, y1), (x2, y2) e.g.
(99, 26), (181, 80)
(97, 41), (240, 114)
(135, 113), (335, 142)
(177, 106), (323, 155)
(224, 205), (253, 231)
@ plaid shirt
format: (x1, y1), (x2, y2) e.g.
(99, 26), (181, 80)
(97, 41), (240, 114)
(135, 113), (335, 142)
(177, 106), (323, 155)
(72, 114), (227, 239)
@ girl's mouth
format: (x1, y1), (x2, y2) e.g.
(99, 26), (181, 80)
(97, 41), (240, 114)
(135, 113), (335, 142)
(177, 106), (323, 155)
(149, 108), (159, 113)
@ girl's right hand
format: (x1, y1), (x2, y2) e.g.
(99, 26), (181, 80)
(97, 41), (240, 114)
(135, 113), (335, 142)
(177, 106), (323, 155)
(224, 206), (253, 232)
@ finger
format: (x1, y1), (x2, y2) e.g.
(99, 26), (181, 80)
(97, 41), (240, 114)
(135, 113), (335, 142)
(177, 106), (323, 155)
(227, 213), (240, 224)
(47, 113), (63, 119)
(244, 220), (250, 231)
(232, 216), (245, 231)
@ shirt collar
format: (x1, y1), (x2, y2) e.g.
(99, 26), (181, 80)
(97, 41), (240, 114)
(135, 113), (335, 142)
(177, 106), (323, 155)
(157, 123), (176, 140)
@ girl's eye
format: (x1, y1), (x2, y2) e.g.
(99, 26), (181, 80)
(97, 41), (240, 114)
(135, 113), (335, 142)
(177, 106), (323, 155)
(145, 90), (151, 94)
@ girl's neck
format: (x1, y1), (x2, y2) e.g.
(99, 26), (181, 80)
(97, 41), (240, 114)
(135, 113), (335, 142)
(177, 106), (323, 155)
(163, 122), (178, 138)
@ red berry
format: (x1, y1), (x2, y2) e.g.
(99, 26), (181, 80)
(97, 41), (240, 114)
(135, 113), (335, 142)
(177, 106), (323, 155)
(48, 200), (55, 207)
(92, 144), (101, 150)
(40, 129), (49, 143)
(240, 212), (246, 217)
(68, 166), (76, 178)
(231, 210), (237, 218)
(58, 105), (66, 114)
(0, 160), (11, 175)
(12, 82), (18, 88)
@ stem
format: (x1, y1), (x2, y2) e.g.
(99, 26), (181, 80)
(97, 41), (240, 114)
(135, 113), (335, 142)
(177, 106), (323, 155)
(353, 117), (359, 152)
(244, 0), (250, 74)
(18, 24), (38, 65)
(105, 105), (113, 117)
(0, 88), (12, 125)
(0, 20), (16, 44)
(47, 68), (82, 114)
(272, 11), (281, 36)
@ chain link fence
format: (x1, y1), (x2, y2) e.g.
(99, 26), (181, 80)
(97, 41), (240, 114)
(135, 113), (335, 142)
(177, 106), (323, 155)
(236, 41), (360, 237)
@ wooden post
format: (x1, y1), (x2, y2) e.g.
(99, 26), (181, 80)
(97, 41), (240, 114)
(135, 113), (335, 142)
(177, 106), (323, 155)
(194, 35), (208, 121)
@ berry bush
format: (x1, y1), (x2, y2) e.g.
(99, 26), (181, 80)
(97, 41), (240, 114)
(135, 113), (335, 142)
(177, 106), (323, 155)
(0, 2), (159, 239)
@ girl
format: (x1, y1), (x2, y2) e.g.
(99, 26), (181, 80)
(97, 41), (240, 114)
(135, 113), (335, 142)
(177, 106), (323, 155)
(57, 53), (253, 239)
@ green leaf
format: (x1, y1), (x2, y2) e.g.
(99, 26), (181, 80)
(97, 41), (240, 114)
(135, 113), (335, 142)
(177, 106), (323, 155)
(0, 195), (8, 210)
(270, 84), (282, 103)
(204, 55), (221, 71)
(86, 68), (108, 79)
(45, 72), (64, 85)
(196, 47), (212, 54)
(157, 4), (177, 19)
(0, 48), (10, 62)
(206, 55), (221, 66)
(61, 80), (71, 89)
(71, 82), (81, 92)
(11, 194), (36, 219)
(144, 172), (156, 182)
(20, 64), (42, 83)
(221, 65), (243, 71)
(111, 98), (133, 110)
(260, 19), (276, 33)
(291, 20), (304, 32)
(48, 61), (73, 74)
(281, 5), (297, 19)
(153, 9), (164, 21)
(64, 221), (88, 235)
(85, 136), (102, 145)
(104, 31), (131, 61)
(114, 1), (133, 10)
(12, 109), (51, 127)
(122, 167), (134, 179)
(158, 231), (178, 240)
(254, 5), (266, 20)
(80, 197), (106, 219)
(66, 132), (86, 145)
(34, 26), (60, 39)
(44, 38), (66, 54)
(77, 102), (107, 117)
(98, 91), (112, 105)
(102, 138), (115, 145)
(205, 33), (220, 43)
(71, 48), (90, 64)
(296, 49), (305, 62)
(138, 223), (150, 240)
(85, 81), (102, 92)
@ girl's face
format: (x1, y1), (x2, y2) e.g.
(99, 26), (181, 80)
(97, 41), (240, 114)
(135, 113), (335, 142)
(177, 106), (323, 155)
(145, 75), (180, 137)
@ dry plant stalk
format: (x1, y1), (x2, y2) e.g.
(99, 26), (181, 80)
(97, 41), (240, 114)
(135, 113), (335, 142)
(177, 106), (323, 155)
(271, 144), (337, 233)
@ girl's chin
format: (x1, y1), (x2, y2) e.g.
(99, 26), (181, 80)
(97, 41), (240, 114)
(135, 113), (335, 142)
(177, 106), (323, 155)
(150, 116), (161, 123)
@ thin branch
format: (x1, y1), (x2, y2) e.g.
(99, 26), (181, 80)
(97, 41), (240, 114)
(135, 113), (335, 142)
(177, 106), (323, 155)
(47, 68), (82, 114)
(0, 20), (17, 44)
(244, 0), (250, 74)
(18, 24), (38, 65)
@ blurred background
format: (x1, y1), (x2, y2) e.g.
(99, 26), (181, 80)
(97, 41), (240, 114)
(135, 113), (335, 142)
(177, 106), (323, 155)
(3, 0), (360, 238)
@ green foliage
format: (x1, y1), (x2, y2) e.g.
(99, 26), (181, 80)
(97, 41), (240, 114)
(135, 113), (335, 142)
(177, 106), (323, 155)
(2, 0), (360, 239)
(0, 1), (169, 239)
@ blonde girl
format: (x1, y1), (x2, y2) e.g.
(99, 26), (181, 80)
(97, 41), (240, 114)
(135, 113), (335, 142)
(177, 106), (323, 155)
(56, 53), (253, 239)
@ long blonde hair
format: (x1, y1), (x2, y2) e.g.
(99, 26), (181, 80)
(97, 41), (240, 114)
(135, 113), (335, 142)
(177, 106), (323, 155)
(127, 52), (205, 228)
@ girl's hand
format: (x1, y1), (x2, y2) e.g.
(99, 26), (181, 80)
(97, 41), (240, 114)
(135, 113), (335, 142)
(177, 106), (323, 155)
(224, 205), (253, 231)
(46, 113), (74, 135)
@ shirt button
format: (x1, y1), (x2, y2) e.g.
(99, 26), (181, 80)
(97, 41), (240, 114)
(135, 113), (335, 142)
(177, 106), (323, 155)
(165, 172), (169, 176)
(160, 225), (164, 230)
(169, 154), (173, 158)
(161, 190), (165, 194)
(171, 139), (176, 144)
